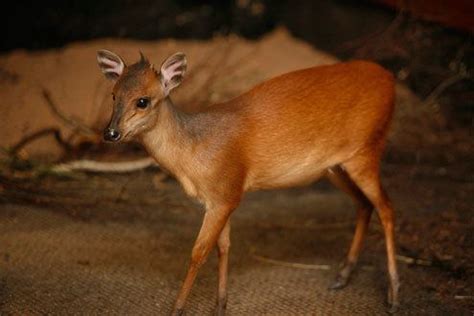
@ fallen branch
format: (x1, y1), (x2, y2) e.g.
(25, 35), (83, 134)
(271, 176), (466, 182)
(42, 88), (98, 138)
(10, 127), (71, 155)
(422, 73), (471, 108)
(51, 157), (157, 173)
(338, 9), (405, 55)
(246, 221), (358, 231)
(252, 254), (331, 270)
(253, 253), (436, 271)
(422, 40), (472, 107)
(396, 254), (432, 266)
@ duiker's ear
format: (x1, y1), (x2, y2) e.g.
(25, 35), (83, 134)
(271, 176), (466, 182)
(97, 49), (126, 80)
(160, 52), (187, 95)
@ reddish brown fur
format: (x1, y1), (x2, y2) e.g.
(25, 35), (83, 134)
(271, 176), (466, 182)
(142, 61), (394, 201)
(98, 54), (400, 315)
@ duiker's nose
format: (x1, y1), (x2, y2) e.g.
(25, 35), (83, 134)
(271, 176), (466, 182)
(104, 128), (121, 142)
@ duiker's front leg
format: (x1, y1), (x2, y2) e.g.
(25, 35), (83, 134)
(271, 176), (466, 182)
(172, 206), (234, 315)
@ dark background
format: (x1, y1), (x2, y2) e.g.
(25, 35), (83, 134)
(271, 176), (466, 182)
(4, 0), (394, 52)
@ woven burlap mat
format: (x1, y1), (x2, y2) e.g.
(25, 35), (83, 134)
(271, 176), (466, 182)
(0, 183), (468, 315)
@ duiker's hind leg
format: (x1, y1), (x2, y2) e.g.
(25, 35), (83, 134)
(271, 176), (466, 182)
(341, 153), (400, 313)
(326, 165), (373, 290)
(216, 220), (231, 316)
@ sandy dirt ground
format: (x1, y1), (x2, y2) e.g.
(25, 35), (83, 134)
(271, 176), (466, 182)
(0, 29), (473, 315)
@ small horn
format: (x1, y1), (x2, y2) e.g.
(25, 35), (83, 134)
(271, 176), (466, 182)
(139, 51), (148, 64)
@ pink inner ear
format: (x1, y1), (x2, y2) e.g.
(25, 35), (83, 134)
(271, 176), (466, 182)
(100, 59), (119, 67)
(98, 55), (124, 75)
(163, 62), (183, 82)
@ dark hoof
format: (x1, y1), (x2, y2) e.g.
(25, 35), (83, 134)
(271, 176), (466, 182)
(387, 302), (400, 314)
(328, 275), (349, 290)
(171, 308), (184, 316)
(215, 306), (226, 316)
(387, 279), (400, 314)
(215, 297), (227, 316)
(329, 261), (355, 290)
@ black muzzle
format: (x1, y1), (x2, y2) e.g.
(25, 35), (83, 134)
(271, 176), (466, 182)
(103, 128), (121, 142)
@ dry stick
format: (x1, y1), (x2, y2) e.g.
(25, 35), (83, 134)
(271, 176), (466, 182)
(338, 9), (405, 54)
(421, 44), (472, 108)
(51, 157), (157, 173)
(395, 254), (432, 266)
(41, 89), (98, 138)
(450, 38), (470, 68)
(252, 254), (331, 270)
(422, 73), (471, 108)
(10, 127), (71, 155)
(253, 254), (432, 271)
(247, 221), (358, 231)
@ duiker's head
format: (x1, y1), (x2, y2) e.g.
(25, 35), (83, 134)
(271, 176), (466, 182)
(97, 50), (187, 142)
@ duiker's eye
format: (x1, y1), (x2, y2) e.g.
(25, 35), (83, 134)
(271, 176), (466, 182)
(136, 98), (149, 109)
(112, 94), (116, 101)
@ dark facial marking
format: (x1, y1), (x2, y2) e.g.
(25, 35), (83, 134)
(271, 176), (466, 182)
(107, 101), (124, 132)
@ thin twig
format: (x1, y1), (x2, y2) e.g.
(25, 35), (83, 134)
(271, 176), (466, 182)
(338, 9), (405, 54)
(396, 254), (432, 266)
(10, 127), (71, 155)
(421, 40), (472, 107)
(246, 221), (357, 231)
(422, 73), (471, 107)
(42, 89), (98, 137)
(51, 157), (157, 173)
(252, 254), (331, 270)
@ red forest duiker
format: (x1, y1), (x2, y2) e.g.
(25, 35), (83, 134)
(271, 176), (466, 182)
(97, 50), (400, 315)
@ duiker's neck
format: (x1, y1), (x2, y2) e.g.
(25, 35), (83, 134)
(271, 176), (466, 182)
(139, 97), (201, 167)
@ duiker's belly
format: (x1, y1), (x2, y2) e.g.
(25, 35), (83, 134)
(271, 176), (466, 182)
(244, 141), (359, 191)
(245, 154), (329, 191)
